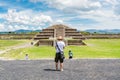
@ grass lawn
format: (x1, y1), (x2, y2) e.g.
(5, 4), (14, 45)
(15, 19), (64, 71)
(0, 39), (120, 59)
(0, 40), (30, 50)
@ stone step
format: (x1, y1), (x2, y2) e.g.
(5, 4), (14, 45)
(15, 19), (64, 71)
(68, 40), (86, 45)
(72, 37), (85, 40)
(36, 34), (53, 36)
(65, 29), (77, 31)
(65, 31), (79, 33)
(43, 29), (54, 31)
(36, 35), (53, 37)
(36, 40), (53, 46)
(42, 31), (53, 32)
(65, 33), (82, 36)
(34, 37), (49, 40)
(39, 31), (54, 34)
(68, 43), (85, 45)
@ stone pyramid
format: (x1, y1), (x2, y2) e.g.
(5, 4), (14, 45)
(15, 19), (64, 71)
(34, 24), (86, 46)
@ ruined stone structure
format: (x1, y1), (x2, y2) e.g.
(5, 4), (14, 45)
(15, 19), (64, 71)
(34, 24), (86, 46)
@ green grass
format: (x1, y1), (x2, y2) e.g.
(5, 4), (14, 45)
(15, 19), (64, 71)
(0, 40), (30, 50)
(66, 39), (120, 58)
(0, 39), (120, 59)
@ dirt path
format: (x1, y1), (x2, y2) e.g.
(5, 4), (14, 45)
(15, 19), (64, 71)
(0, 42), (33, 54)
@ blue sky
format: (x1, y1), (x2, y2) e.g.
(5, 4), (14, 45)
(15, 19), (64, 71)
(0, 0), (120, 32)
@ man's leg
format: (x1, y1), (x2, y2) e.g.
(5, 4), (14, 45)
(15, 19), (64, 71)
(55, 53), (59, 70)
(60, 54), (64, 71)
(60, 62), (63, 71)
(55, 62), (58, 70)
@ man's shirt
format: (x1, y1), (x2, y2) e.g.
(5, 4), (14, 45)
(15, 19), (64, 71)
(56, 41), (65, 53)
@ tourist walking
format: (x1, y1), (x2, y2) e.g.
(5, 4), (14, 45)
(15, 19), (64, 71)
(68, 50), (73, 59)
(55, 36), (65, 71)
(25, 54), (29, 60)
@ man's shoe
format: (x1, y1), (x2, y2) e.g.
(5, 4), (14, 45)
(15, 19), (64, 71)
(60, 69), (63, 71)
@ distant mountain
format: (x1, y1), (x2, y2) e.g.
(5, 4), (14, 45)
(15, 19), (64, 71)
(14, 29), (41, 33)
(34, 30), (42, 32)
(14, 29), (120, 34)
(0, 32), (9, 34)
(0, 29), (41, 34)
(0, 29), (120, 34)
(14, 29), (32, 33)
(84, 29), (120, 34)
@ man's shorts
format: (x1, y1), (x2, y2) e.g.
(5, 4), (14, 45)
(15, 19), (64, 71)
(69, 56), (73, 59)
(55, 52), (64, 63)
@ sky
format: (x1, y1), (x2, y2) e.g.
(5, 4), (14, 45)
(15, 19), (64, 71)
(0, 0), (120, 32)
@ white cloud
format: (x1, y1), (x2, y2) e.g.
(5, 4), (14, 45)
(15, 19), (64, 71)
(1, 9), (53, 26)
(13, 25), (29, 30)
(50, 19), (64, 26)
(0, 24), (5, 31)
(105, 0), (118, 5)
(83, 9), (116, 19)
(1, 0), (120, 32)
(50, 0), (119, 30)
(41, 0), (101, 13)
(7, 25), (14, 31)
(56, 19), (64, 24)
(30, 0), (101, 13)
(0, 9), (54, 31)
(29, 0), (42, 3)
(1, 24), (31, 31)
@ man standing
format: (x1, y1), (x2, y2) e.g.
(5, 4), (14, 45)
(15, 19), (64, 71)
(55, 36), (65, 71)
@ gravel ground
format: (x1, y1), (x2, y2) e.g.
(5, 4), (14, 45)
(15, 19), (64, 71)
(0, 59), (120, 80)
